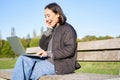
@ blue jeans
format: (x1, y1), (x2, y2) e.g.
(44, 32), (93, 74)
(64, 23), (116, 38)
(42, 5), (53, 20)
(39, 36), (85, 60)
(12, 55), (56, 80)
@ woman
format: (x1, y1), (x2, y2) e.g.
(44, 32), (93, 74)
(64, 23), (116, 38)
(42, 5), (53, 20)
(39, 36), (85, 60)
(12, 2), (80, 80)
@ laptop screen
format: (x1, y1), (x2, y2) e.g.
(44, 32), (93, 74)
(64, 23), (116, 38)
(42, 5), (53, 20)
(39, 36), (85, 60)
(7, 36), (26, 55)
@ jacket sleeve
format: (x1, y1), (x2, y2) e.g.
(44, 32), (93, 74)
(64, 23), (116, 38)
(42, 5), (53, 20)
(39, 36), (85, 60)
(39, 35), (51, 51)
(39, 28), (53, 51)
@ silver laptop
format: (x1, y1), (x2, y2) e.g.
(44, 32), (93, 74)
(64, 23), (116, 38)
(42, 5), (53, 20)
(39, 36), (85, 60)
(7, 36), (41, 57)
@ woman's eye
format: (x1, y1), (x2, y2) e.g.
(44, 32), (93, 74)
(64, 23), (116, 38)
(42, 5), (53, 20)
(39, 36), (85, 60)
(45, 15), (50, 18)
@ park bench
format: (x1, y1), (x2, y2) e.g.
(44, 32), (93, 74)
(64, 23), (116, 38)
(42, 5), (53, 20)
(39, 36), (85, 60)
(0, 38), (120, 80)
(26, 38), (120, 80)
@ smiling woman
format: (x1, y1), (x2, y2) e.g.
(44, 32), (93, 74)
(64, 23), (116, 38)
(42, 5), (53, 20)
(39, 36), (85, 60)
(11, 2), (79, 80)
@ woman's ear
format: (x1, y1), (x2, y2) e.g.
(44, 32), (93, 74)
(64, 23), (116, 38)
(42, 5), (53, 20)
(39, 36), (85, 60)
(56, 13), (60, 18)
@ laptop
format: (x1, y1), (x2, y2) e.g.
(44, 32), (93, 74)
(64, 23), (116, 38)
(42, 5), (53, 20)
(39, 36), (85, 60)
(7, 36), (42, 57)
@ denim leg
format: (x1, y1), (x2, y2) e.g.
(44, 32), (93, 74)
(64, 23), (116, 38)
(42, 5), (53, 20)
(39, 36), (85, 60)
(30, 60), (56, 80)
(12, 55), (36, 80)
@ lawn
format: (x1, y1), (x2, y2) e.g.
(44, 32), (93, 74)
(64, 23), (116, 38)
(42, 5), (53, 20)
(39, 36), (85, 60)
(0, 58), (17, 69)
(0, 58), (120, 75)
(75, 62), (120, 75)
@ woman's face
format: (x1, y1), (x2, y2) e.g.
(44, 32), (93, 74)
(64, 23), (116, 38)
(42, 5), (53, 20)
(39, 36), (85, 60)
(44, 8), (59, 28)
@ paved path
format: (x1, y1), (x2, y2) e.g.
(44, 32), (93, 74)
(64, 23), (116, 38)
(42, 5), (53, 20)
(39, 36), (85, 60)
(0, 69), (120, 80)
(0, 69), (12, 80)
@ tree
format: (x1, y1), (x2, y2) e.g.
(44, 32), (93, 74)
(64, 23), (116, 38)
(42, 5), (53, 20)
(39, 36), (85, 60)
(0, 40), (2, 54)
(20, 38), (28, 49)
(97, 35), (113, 40)
(77, 38), (81, 42)
(0, 31), (2, 40)
(30, 37), (39, 47)
(1, 40), (15, 58)
(81, 35), (97, 41)
(33, 29), (37, 38)
(0, 31), (2, 55)
(116, 35), (120, 38)
(26, 34), (31, 39)
(26, 34), (31, 47)
(40, 26), (44, 37)
(11, 27), (16, 36)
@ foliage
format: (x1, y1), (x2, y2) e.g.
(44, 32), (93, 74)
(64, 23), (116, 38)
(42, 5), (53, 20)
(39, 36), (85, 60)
(26, 34), (31, 47)
(116, 35), (120, 38)
(40, 26), (44, 37)
(20, 38), (28, 49)
(81, 35), (97, 41)
(77, 38), (81, 42)
(30, 37), (40, 47)
(97, 35), (113, 40)
(1, 41), (15, 58)
(0, 35), (119, 58)
(0, 40), (2, 54)
(33, 29), (37, 38)
(80, 35), (114, 42)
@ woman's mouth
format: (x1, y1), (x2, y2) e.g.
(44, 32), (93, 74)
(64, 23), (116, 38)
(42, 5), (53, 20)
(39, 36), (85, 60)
(47, 20), (52, 25)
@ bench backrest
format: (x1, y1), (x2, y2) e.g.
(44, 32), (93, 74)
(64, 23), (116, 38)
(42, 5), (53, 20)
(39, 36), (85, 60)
(26, 38), (120, 62)
(77, 38), (120, 62)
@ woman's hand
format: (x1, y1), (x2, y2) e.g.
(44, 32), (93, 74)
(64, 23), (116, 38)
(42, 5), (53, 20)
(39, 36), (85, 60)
(36, 50), (47, 57)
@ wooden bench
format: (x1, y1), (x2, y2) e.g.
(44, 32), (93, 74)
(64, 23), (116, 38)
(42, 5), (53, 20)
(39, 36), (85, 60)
(26, 38), (120, 62)
(1, 38), (120, 80)
(26, 38), (120, 80)
(77, 38), (120, 62)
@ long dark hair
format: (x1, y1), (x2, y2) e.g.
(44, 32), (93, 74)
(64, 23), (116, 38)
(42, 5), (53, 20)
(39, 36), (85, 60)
(45, 3), (67, 25)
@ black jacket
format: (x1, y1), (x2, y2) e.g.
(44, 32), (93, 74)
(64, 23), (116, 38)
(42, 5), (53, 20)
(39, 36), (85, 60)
(39, 22), (80, 74)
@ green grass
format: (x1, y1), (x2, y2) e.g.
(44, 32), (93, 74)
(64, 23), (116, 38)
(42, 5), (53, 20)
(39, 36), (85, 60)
(0, 58), (120, 75)
(75, 62), (120, 75)
(0, 58), (17, 69)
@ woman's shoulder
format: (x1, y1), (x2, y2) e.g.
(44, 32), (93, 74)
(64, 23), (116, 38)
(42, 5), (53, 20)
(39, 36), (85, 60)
(63, 22), (76, 32)
(56, 22), (76, 33)
(60, 22), (73, 29)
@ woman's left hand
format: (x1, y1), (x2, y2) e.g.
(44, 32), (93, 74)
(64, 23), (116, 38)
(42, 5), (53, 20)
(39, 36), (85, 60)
(36, 50), (47, 57)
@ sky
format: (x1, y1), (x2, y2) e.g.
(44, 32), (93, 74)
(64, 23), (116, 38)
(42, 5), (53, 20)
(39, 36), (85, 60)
(0, 0), (120, 40)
